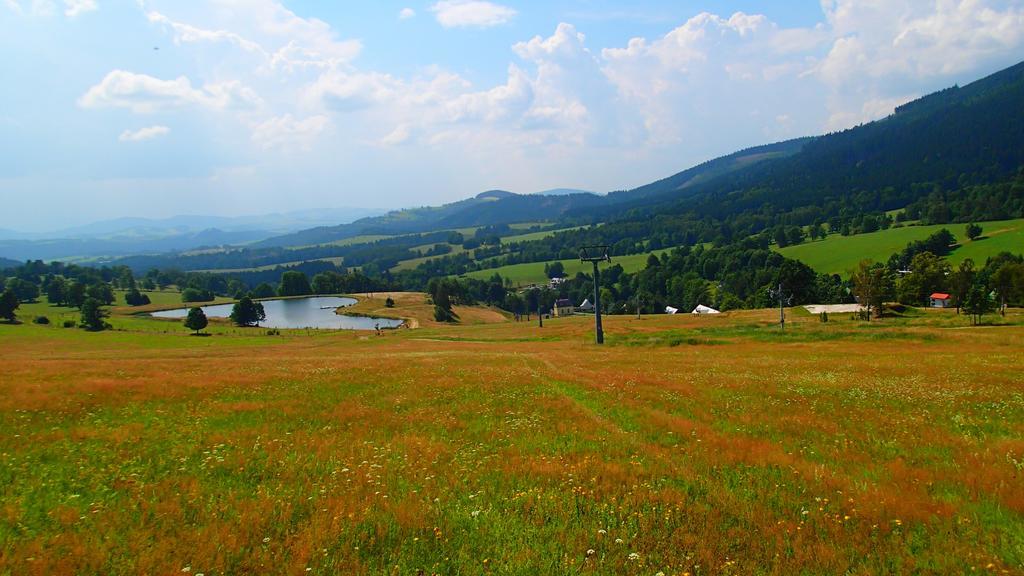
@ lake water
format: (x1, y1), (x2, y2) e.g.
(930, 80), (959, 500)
(151, 296), (404, 330)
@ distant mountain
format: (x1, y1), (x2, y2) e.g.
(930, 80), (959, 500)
(254, 190), (521, 247)
(255, 148), (792, 248)
(0, 229), (275, 262)
(0, 207), (385, 241)
(0, 257), (21, 269)
(0, 207), (385, 261)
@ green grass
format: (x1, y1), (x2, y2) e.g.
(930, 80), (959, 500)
(196, 256), (345, 273)
(461, 249), (673, 286)
(499, 226), (586, 244)
(303, 234), (393, 249)
(776, 218), (1024, 275)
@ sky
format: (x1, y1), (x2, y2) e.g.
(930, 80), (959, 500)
(2, 0), (1024, 232)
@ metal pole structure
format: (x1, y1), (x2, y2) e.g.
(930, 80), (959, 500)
(778, 283), (785, 332)
(580, 246), (611, 345)
(538, 303), (543, 328)
(592, 261), (604, 344)
(636, 292), (641, 320)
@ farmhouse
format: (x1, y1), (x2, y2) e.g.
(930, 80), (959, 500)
(552, 299), (574, 317)
(578, 299), (594, 312)
(930, 293), (952, 308)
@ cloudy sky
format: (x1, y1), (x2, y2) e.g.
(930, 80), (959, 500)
(2, 0), (1023, 231)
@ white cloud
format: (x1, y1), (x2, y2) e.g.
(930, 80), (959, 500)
(143, 1), (361, 71)
(379, 124), (412, 146)
(147, 10), (265, 54)
(431, 0), (515, 28)
(63, 0), (95, 17)
(118, 125), (170, 142)
(399, 7), (415, 20)
(251, 114), (329, 150)
(79, 70), (262, 113)
(4, 0), (96, 17)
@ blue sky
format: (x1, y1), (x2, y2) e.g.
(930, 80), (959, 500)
(2, 0), (1024, 231)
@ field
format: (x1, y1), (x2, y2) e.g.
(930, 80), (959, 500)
(390, 227), (585, 273)
(1, 297), (1023, 574)
(777, 218), (1024, 275)
(462, 249), (674, 286)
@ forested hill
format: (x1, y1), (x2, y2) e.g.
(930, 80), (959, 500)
(255, 138), (809, 248)
(574, 59), (1024, 227)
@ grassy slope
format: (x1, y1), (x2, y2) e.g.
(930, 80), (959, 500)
(390, 226), (585, 273)
(777, 218), (1024, 275)
(1, 306), (1022, 574)
(461, 248), (673, 286)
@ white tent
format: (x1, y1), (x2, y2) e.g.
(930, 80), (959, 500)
(665, 306), (679, 315)
(578, 299), (594, 312)
(692, 304), (720, 315)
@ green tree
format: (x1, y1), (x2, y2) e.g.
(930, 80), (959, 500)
(279, 271), (312, 297)
(991, 263), (1024, 315)
(545, 261), (565, 279)
(0, 289), (19, 322)
(252, 283), (277, 299)
(87, 283), (116, 306)
(79, 297), (108, 331)
(67, 282), (87, 309)
(431, 282), (457, 322)
(181, 287), (215, 303)
(125, 288), (151, 306)
(184, 306), (208, 334)
(311, 271), (344, 295)
(948, 259), (976, 314)
(851, 260), (894, 319)
(6, 278), (39, 302)
(962, 283), (993, 326)
(385, 296), (395, 308)
(230, 296), (266, 327)
(46, 276), (67, 306)
(965, 222), (983, 241)
(896, 252), (950, 306)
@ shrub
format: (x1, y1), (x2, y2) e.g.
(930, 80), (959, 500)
(33, 316), (50, 325)
(62, 320), (75, 328)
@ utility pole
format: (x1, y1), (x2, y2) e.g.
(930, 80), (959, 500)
(636, 291), (642, 320)
(538, 302), (543, 328)
(779, 283), (785, 331)
(770, 282), (792, 331)
(580, 246), (611, 344)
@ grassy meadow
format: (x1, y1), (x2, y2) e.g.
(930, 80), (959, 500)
(1, 295), (1023, 574)
(777, 218), (1024, 275)
(462, 249), (675, 286)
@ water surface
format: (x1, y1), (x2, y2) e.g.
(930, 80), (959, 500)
(152, 296), (403, 330)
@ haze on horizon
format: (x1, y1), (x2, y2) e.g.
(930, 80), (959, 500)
(2, 0), (1023, 232)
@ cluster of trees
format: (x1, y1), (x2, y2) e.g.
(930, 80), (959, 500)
(853, 250), (1024, 323)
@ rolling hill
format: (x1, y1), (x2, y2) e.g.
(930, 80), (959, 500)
(777, 218), (1024, 275)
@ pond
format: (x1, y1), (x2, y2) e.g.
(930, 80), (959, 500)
(151, 296), (404, 330)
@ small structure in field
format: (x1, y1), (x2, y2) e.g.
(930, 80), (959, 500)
(578, 299), (594, 312)
(930, 293), (952, 308)
(665, 306), (679, 315)
(552, 299), (574, 317)
(692, 304), (721, 315)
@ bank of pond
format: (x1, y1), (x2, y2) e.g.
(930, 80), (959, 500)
(151, 296), (404, 330)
